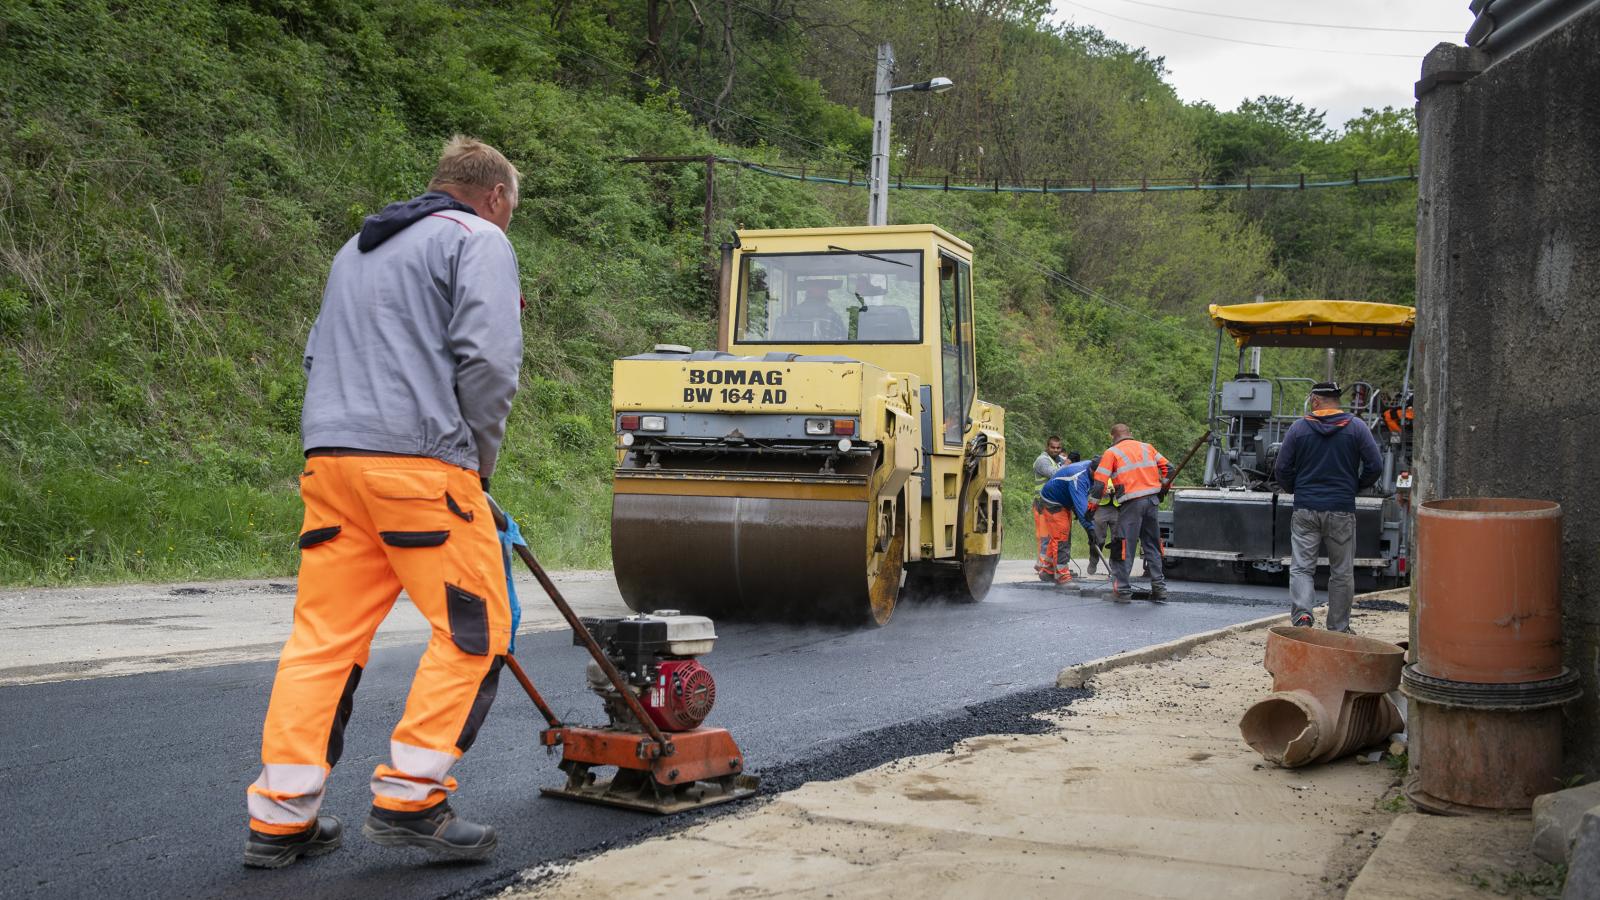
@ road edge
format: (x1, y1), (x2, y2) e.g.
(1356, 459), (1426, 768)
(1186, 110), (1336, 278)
(1055, 608), (1287, 688)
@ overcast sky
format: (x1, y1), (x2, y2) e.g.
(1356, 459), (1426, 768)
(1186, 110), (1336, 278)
(1049, 0), (1477, 129)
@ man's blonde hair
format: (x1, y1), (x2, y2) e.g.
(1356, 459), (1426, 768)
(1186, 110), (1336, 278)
(428, 135), (519, 206)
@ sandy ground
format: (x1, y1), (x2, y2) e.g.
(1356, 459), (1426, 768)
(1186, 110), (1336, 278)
(0, 569), (631, 685)
(502, 603), (1416, 900)
(1346, 812), (1559, 900)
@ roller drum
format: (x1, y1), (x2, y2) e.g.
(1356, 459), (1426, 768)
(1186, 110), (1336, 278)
(612, 490), (900, 624)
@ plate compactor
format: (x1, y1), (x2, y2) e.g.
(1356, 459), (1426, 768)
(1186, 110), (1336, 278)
(501, 537), (758, 815)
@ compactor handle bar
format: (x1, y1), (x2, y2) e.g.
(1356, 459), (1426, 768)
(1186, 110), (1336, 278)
(490, 496), (673, 753)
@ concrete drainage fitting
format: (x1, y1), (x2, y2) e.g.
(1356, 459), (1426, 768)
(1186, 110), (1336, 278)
(1240, 626), (1405, 768)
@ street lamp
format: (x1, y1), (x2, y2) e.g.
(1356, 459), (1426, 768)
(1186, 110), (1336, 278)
(869, 44), (952, 227)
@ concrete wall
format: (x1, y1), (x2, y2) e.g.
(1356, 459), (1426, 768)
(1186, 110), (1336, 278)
(1415, 10), (1600, 776)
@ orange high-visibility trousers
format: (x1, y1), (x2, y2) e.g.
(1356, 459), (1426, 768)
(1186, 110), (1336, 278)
(1033, 497), (1074, 583)
(246, 454), (512, 835)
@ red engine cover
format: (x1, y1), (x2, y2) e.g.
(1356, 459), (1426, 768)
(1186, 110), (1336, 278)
(643, 659), (716, 732)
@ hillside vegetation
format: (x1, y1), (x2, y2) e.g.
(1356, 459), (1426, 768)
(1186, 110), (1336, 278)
(0, 0), (1416, 583)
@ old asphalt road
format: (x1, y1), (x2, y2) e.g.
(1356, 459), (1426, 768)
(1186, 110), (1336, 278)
(2, 570), (1288, 899)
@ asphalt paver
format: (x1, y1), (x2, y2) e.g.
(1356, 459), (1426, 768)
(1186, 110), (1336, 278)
(1, 575), (1287, 899)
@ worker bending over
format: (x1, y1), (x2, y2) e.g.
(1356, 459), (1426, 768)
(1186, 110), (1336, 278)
(244, 136), (524, 868)
(1088, 425), (1171, 602)
(1274, 382), (1383, 632)
(1038, 456), (1100, 583)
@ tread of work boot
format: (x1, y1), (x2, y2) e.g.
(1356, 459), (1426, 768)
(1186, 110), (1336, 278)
(363, 801), (497, 860)
(1292, 613), (1314, 628)
(243, 815), (343, 869)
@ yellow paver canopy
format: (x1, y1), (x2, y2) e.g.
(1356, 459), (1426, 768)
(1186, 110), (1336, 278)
(1209, 300), (1416, 349)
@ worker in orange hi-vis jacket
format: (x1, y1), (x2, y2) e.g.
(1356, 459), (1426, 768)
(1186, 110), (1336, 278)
(1087, 424), (1171, 602)
(244, 137), (523, 870)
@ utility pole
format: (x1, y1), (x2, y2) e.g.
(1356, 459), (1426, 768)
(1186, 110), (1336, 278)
(868, 47), (952, 227)
(868, 43), (895, 226)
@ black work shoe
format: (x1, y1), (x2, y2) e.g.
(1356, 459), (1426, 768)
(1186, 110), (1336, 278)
(1038, 571), (1054, 583)
(1292, 613), (1314, 628)
(243, 816), (343, 869)
(363, 801), (497, 860)
(1148, 588), (1169, 603)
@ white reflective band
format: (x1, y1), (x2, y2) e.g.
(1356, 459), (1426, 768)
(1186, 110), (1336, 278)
(247, 763), (328, 824)
(372, 740), (459, 802)
(1120, 487), (1162, 501)
(390, 740), (456, 779)
(370, 774), (439, 803)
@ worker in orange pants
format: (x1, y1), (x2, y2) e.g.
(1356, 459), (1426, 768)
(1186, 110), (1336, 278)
(246, 137), (524, 869)
(1033, 496), (1075, 583)
(247, 456), (512, 850)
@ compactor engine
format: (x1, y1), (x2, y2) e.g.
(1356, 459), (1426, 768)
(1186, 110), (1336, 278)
(579, 612), (719, 732)
(610, 225), (1005, 625)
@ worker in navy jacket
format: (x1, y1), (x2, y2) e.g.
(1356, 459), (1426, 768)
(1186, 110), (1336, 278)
(1274, 383), (1384, 633)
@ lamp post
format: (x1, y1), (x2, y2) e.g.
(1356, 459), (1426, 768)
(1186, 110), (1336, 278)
(868, 43), (953, 227)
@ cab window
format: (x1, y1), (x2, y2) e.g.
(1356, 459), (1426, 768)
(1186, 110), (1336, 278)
(938, 253), (972, 446)
(738, 251), (922, 343)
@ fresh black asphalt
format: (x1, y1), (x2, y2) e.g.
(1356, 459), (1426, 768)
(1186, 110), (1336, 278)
(1, 578), (1289, 899)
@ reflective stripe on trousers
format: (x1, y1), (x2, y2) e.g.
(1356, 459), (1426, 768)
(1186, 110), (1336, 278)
(1033, 497), (1073, 580)
(248, 455), (511, 832)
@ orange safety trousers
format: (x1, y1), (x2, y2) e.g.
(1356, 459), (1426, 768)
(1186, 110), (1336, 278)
(246, 455), (512, 835)
(1032, 497), (1074, 583)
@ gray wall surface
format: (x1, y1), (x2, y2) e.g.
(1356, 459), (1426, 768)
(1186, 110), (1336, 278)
(1415, 10), (1600, 776)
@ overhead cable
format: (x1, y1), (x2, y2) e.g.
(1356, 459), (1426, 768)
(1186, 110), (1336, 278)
(1057, 0), (1426, 58)
(1111, 0), (1461, 34)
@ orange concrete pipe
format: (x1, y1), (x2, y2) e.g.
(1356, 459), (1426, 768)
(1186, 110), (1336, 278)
(1415, 498), (1563, 684)
(1240, 627), (1405, 768)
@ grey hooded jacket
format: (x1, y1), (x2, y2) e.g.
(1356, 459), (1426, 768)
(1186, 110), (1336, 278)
(301, 196), (522, 478)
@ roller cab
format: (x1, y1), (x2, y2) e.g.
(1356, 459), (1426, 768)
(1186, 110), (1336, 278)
(610, 225), (1004, 625)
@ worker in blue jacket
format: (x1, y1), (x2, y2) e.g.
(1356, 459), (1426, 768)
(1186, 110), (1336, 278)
(1275, 382), (1384, 633)
(1039, 459), (1103, 581)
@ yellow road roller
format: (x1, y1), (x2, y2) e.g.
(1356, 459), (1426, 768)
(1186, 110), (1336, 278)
(609, 225), (1004, 625)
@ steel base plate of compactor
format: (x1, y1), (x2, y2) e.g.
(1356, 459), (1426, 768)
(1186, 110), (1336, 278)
(539, 725), (759, 814)
(611, 466), (904, 624)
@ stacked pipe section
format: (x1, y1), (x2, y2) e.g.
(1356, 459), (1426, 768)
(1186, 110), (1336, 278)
(1403, 499), (1582, 811)
(1240, 626), (1405, 767)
